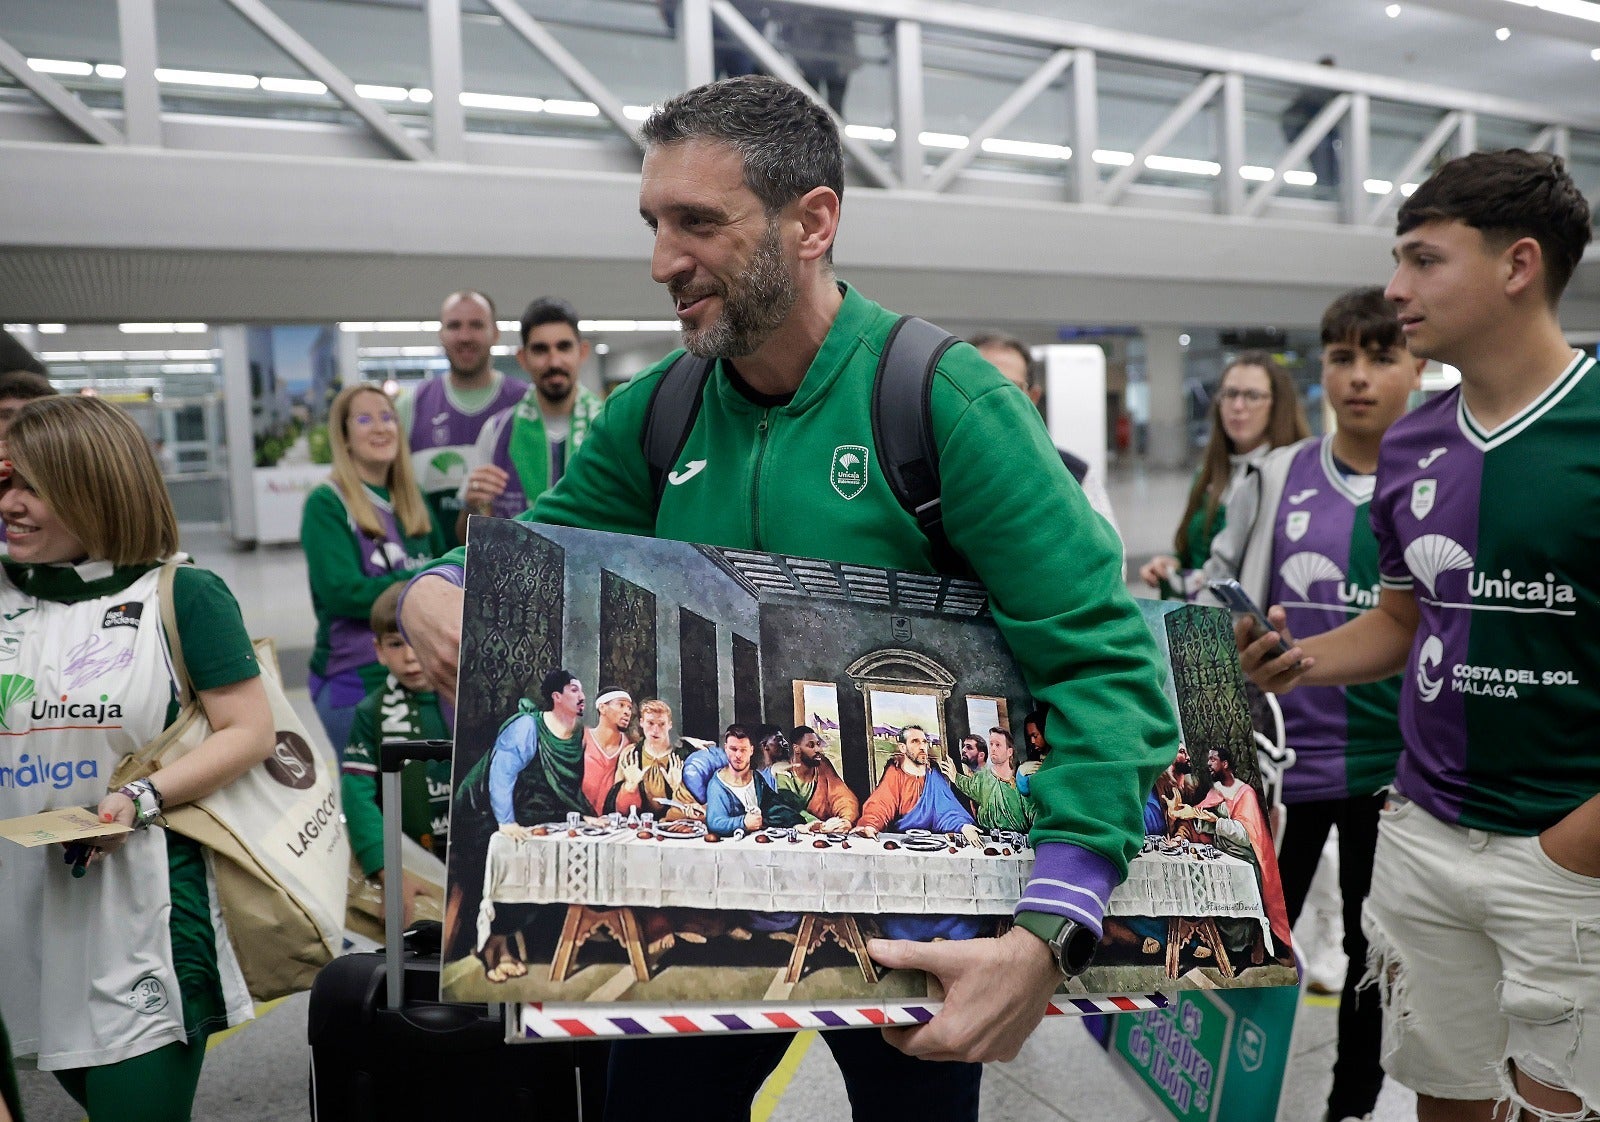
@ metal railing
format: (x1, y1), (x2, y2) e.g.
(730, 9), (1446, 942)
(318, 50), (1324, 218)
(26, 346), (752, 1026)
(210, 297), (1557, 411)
(2, 0), (1597, 227)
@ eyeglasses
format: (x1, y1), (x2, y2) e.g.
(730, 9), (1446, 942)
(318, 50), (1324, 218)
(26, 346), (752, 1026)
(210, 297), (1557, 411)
(351, 411), (397, 427)
(1218, 389), (1271, 406)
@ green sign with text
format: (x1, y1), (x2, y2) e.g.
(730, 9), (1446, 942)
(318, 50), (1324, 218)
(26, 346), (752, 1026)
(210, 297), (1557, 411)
(1111, 985), (1298, 1122)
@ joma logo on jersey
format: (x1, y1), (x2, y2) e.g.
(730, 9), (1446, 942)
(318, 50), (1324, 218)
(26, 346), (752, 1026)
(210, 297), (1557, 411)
(830, 445), (869, 500)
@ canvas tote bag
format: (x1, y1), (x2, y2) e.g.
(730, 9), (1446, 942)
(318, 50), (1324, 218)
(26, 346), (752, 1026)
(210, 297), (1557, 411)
(110, 563), (349, 1001)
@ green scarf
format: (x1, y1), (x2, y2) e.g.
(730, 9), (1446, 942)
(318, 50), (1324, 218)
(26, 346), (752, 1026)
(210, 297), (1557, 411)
(507, 385), (603, 497)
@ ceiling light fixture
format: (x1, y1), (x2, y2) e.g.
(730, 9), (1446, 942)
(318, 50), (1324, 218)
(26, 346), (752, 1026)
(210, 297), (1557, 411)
(1386, 3), (1402, 15)
(1495, 25), (1512, 38)
(1502, 0), (1600, 25)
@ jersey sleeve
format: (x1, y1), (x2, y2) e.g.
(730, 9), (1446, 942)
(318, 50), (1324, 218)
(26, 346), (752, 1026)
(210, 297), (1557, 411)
(1371, 454), (1413, 590)
(170, 567), (260, 692)
(931, 354), (1179, 884)
(342, 696), (385, 875)
(300, 483), (411, 619)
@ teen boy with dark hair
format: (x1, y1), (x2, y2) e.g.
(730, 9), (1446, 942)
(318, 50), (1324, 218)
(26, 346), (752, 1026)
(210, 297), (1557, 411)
(1205, 285), (1424, 1122)
(1242, 149), (1599, 1122)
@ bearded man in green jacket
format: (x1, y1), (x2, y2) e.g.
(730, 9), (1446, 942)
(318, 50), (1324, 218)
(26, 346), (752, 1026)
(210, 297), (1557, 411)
(400, 74), (1177, 1121)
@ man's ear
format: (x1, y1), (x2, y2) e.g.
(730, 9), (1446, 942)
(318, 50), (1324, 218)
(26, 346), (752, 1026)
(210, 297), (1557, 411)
(1502, 235), (1545, 302)
(793, 185), (841, 265)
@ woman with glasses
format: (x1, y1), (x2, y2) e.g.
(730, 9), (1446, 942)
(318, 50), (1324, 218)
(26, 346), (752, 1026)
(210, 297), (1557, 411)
(302, 383), (446, 756)
(1139, 351), (1309, 597)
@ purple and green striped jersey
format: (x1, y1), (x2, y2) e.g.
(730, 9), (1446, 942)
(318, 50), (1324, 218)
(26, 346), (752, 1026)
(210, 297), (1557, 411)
(1372, 352), (1600, 835)
(1266, 437), (1402, 802)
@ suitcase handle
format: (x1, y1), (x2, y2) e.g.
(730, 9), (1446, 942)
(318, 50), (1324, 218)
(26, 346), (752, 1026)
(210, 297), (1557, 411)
(382, 738), (454, 1009)
(380, 738), (453, 771)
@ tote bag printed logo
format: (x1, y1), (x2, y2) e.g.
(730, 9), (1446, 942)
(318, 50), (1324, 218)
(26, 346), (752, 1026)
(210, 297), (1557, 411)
(831, 445), (869, 500)
(263, 731), (317, 790)
(0, 674), (36, 730)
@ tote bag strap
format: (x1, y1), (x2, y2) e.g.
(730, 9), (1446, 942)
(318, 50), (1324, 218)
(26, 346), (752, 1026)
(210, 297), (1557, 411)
(157, 560), (197, 706)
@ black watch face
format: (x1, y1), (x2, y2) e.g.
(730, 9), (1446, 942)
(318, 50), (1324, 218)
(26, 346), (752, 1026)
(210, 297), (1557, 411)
(1058, 924), (1098, 976)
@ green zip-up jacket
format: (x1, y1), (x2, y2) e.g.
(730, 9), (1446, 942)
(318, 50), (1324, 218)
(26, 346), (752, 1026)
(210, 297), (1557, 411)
(419, 284), (1179, 928)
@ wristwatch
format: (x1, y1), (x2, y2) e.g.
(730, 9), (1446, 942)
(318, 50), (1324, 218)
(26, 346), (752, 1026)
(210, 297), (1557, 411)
(1013, 910), (1098, 978)
(117, 778), (166, 830)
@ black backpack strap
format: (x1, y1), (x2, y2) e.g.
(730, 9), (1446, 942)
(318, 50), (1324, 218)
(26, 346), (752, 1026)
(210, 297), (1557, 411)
(871, 315), (971, 577)
(641, 350), (715, 516)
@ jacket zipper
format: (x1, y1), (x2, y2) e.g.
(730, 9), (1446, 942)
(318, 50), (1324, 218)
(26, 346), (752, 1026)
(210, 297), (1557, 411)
(751, 411), (771, 550)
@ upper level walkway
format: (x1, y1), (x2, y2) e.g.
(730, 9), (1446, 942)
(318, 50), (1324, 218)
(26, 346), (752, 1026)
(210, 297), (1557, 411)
(2, 0), (1598, 326)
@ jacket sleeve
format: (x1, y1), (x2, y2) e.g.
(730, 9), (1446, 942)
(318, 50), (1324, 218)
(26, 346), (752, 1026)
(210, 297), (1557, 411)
(931, 366), (1178, 912)
(342, 700), (385, 876)
(301, 484), (410, 620)
(1199, 466), (1261, 599)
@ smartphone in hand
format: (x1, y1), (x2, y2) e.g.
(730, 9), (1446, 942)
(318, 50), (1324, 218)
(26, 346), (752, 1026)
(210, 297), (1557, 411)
(1208, 579), (1294, 657)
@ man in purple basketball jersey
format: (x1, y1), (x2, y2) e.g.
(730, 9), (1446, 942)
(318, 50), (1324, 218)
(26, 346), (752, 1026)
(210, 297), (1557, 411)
(1206, 286), (1423, 1122)
(1243, 151), (1598, 1122)
(398, 290), (526, 548)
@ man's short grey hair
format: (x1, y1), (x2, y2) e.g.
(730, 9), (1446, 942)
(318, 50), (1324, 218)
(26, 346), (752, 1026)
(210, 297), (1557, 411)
(641, 75), (844, 217)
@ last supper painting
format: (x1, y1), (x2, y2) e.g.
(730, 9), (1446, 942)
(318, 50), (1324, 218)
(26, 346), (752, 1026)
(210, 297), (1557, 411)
(440, 519), (1297, 1026)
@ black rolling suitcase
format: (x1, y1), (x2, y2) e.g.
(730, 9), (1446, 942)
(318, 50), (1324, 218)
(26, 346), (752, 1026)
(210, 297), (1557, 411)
(308, 739), (608, 1120)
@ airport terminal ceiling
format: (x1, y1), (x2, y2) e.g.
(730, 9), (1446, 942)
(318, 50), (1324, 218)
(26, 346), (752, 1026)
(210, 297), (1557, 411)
(2, 0), (1600, 327)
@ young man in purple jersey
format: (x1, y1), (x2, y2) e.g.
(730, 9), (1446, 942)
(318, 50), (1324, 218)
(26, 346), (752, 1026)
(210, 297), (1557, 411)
(1242, 150), (1597, 1122)
(1205, 286), (1423, 1122)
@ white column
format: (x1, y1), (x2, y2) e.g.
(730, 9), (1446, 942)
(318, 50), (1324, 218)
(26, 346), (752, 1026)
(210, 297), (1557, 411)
(1143, 325), (1188, 470)
(218, 325), (258, 545)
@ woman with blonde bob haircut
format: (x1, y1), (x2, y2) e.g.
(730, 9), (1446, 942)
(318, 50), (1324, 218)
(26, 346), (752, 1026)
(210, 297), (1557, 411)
(1140, 352), (1310, 597)
(302, 383), (445, 755)
(0, 395), (274, 1120)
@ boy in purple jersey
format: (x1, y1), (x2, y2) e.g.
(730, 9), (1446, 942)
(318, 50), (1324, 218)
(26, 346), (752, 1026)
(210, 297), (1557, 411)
(1205, 286), (1422, 1122)
(1242, 151), (1598, 1122)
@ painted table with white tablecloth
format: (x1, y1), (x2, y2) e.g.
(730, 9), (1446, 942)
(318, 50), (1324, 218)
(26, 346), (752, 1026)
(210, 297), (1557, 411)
(477, 830), (1270, 954)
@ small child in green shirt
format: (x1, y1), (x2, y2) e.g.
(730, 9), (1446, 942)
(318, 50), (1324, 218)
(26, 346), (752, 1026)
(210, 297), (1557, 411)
(341, 583), (451, 925)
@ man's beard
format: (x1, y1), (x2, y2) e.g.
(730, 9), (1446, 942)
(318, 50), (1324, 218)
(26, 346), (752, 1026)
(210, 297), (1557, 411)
(676, 220), (797, 360)
(535, 373), (573, 406)
(1171, 758), (1191, 775)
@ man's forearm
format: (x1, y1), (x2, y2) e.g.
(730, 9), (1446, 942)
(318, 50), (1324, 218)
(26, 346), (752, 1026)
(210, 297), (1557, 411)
(1297, 591), (1415, 687)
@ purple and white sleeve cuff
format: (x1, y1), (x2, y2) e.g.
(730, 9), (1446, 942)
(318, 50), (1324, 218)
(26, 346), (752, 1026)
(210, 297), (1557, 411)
(1013, 842), (1120, 939)
(395, 564), (465, 646)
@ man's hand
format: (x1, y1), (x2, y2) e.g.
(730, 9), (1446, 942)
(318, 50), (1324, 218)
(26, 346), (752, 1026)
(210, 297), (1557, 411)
(936, 755), (956, 780)
(400, 576), (464, 703)
(743, 810), (763, 831)
(498, 822), (534, 841)
(851, 824), (878, 839)
(959, 824), (984, 848)
(618, 746), (645, 792)
(665, 755), (684, 789)
(817, 816), (849, 834)
(463, 464), (509, 513)
(1017, 760), (1041, 780)
(1235, 605), (1312, 694)
(1539, 791), (1600, 879)
(870, 926), (1061, 1063)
